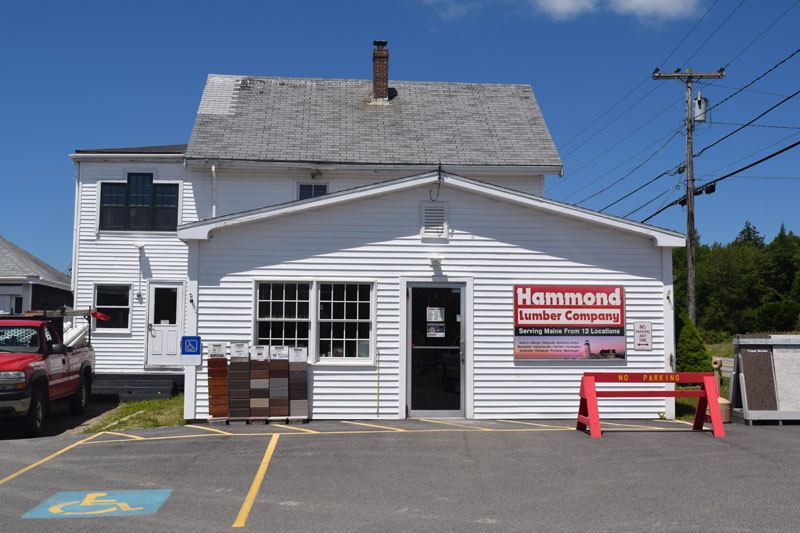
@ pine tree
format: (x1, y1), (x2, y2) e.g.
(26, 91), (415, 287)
(676, 311), (712, 372)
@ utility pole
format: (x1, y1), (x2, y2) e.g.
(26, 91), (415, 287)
(652, 67), (724, 324)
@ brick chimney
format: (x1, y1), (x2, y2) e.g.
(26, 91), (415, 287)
(372, 40), (389, 103)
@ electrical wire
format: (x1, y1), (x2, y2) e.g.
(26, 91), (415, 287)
(641, 139), (800, 222)
(699, 83), (790, 98)
(694, 87), (800, 159)
(710, 122), (800, 130)
(553, 96), (682, 193)
(704, 46), (800, 115)
(556, 0), (720, 155)
(723, 0), (800, 69)
(681, 0), (745, 66)
(574, 128), (683, 206)
(659, 0), (719, 68)
(561, 84), (662, 160)
(561, 127), (681, 201)
(600, 165), (682, 213)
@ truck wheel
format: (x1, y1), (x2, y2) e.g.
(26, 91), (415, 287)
(23, 387), (46, 437)
(69, 376), (90, 415)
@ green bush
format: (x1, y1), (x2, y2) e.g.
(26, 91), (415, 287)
(676, 311), (712, 372)
(754, 300), (800, 332)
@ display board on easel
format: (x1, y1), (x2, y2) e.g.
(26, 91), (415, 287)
(730, 335), (800, 424)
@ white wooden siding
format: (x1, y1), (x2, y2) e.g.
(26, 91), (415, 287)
(192, 184), (669, 420)
(73, 162), (193, 373)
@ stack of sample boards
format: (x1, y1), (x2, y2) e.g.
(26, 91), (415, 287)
(228, 356), (251, 418)
(208, 357), (228, 418)
(290, 362), (309, 418)
(270, 359), (289, 417)
(250, 359), (269, 417)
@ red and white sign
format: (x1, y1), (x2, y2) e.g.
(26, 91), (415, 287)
(513, 285), (626, 360)
(633, 321), (652, 351)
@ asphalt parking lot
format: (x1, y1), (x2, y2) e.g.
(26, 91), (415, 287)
(1, 418), (798, 532)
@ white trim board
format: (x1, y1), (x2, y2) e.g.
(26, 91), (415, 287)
(177, 171), (684, 247)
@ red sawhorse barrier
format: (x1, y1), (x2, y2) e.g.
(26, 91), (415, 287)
(576, 372), (725, 438)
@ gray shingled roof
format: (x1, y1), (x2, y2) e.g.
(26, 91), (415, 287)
(0, 236), (71, 291)
(186, 75), (562, 169)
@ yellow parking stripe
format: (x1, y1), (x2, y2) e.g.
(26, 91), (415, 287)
(341, 421), (406, 432)
(233, 434), (280, 528)
(420, 419), (493, 431)
(498, 419), (568, 429)
(601, 421), (669, 430)
(186, 424), (234, 435)
(271, 423), (319, 434)
(0, 433), (100, 486)
(102, 431), (145, 440)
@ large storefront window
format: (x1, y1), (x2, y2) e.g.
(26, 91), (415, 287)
(256, 282), (310, 348)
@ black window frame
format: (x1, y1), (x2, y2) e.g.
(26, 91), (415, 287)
(298, 183), (328, 201)
(99, 173), (179, 231)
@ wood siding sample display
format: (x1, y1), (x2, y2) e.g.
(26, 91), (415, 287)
(229, 389), (250, 399)
(772, 347), (800, 411)
(250, 388), (269, 398)
(250, 379), (269, 389)
(290, 400), (309, 417)
(741, 347), (778, 411)
(250, 407), (269, 417)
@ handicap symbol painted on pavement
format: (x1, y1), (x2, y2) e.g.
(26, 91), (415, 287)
(22, 490), (172, 519)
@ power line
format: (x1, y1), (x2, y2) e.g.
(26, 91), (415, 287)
(553, 96), (682, 193)
(681, 0), (745, 66)
(641, 139), (800, 222)
(702, 130), (800, 176)
(574, 129), (682, 206)
(560, 126), (681, 201)
(556, 0), (721, 156)
(699, 83), (790, 98)
(561, 84), (662, 160)
(709, 121), (800, 130)
(659, 0), (719, 68)
(599, 165), (681, 213)
(704, 46), (800, 115)
(723, 0), (800, 69)
(694, 87), (800, 159)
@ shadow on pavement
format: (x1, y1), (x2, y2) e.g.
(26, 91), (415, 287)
(0, 395), (119, 441)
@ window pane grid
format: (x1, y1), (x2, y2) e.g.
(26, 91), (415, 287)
(95, 285), (130, 329)
(98, 175), (179, 231)
(256, 282), (310, 348)
(319, 283), (371, 358)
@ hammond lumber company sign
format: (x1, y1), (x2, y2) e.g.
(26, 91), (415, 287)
(514, 285), (626, 360)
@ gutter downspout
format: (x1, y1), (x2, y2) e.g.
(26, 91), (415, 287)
(70, 162), (81, 296)
(211, 163), (217, 218)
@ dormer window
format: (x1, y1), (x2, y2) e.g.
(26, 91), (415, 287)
(99, 173), (179, 231)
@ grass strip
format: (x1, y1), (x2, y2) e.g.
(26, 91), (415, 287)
(83, 394), (186, 433)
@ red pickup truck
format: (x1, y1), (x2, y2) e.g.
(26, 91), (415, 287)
(0, 316), (95, 436)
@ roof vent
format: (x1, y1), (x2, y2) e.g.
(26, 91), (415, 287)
(420, 202), (449, 241)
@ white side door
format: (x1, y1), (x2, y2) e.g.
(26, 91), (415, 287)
(146, 282), (183, 367)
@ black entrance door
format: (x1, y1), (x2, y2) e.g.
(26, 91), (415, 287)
(410, 286), (463, 414)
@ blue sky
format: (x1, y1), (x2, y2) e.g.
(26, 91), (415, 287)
(1, 0), (798, 270)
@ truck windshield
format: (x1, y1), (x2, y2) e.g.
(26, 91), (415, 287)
(0, 326), (40, 353)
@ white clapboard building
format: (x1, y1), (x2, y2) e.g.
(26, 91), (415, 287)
(70, 42), (683, 417)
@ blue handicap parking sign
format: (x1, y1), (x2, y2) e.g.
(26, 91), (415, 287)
(181, 336), (202, 355)
(23, 490), (172, 519)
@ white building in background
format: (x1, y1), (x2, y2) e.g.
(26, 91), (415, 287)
(70, 42), (683, 416)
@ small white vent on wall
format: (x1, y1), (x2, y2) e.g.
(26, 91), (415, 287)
(420, 202), (449, 241)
